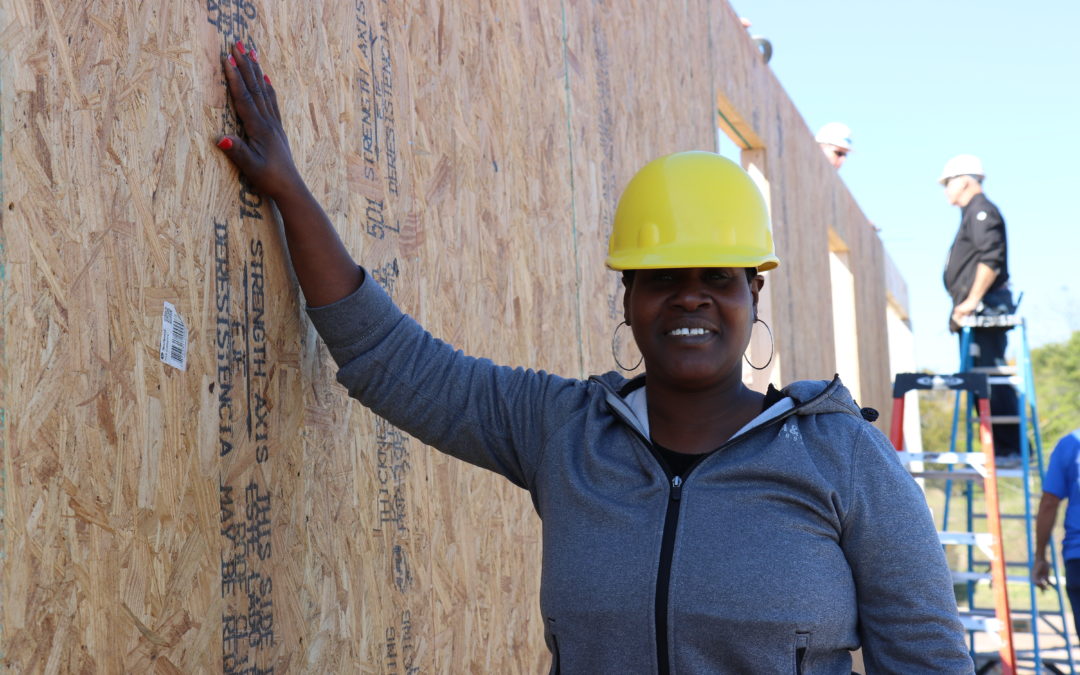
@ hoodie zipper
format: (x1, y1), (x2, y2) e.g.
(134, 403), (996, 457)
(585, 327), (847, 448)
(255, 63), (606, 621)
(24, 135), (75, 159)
(648, 428), (784, 675)
(647, 424), (808, 674)
(590, 376), (833, 674)
(654, 471), (683, 675)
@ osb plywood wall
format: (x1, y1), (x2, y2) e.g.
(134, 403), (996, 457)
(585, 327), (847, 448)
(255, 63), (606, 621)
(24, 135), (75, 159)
(0, 0), (895, 671)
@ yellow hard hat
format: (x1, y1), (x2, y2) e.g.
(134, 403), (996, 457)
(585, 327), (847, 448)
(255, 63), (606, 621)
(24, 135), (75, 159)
(606, 151), (780, 272)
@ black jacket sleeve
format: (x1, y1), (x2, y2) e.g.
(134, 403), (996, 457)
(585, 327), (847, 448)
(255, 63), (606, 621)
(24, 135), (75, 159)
(969, 204), (1007, 275)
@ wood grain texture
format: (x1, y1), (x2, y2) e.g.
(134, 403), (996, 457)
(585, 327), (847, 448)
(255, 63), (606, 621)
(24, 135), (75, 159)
(0, 0), (902, 670)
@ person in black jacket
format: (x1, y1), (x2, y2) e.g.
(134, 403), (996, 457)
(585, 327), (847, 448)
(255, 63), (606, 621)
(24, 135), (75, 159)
(939, 154), (1020, 461)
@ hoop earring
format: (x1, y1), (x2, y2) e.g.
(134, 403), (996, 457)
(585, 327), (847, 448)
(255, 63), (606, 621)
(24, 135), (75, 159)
(744, 318), (775, 371)
(612, 320), (643, 371)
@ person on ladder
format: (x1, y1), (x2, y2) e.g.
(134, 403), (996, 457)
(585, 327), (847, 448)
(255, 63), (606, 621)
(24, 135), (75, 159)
(1033, 429), (1080, 644)
(940, 154), (1021, 467)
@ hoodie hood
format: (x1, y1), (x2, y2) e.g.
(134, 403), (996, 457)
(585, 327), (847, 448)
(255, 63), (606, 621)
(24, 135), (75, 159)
(592, 371), (865, 425)
(782, 376), (864, 418)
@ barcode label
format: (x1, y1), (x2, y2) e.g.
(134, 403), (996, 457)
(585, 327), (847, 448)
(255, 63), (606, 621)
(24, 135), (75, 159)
(160, 301), (188, 371)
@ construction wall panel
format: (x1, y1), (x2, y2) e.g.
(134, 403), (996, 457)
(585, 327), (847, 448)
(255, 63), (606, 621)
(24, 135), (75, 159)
(565, 0), (718, 374)
(0, 0), (899, 671)
(706, 5), (894, 425)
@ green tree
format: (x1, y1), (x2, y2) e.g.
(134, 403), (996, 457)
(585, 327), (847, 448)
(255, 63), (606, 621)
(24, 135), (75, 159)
(918, 387), (961, 454)
(1032, 330), (1080, 450)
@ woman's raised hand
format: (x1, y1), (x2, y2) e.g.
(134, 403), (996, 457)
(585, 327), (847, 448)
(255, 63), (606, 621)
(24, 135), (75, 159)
(212, 40), (362, 306)
(216, 41), (304, 203)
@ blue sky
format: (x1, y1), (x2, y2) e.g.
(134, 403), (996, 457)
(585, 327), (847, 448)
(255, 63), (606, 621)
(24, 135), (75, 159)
(732, 0), (1080, 373)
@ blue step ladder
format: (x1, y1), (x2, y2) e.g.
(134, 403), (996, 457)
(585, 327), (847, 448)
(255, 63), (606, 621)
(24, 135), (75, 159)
(892, 314), (1076, 674)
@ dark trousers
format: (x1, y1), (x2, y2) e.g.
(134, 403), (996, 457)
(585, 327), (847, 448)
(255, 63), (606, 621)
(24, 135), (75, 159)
(960, 288), (1020, 456)
(1064, 557), (1080, 643)
(964, 328), (1021, 456)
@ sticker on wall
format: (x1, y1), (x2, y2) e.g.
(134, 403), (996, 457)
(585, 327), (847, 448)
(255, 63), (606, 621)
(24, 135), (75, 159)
(160, 301), (189, 371)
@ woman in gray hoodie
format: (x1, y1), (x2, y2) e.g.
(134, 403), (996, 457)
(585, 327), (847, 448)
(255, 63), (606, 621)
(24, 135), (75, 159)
(216, 44), (973, 674)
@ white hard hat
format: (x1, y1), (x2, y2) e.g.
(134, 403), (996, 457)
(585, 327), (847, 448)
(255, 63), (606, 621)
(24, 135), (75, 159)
(938, 154), (984, 185)
(815, 122), (853, 151)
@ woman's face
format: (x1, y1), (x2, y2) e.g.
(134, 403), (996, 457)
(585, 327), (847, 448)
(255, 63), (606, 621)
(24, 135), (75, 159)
(623, 267), (761, 391)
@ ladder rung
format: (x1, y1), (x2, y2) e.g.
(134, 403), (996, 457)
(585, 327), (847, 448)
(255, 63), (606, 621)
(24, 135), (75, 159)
(911, 469), (984, 481)
(1004, 560), (1035, 569)
(953, 571), (990, 582)
(987, 375), (1023, 387)
(995, 607), (1067, 621)
(970, 415), (1022, 424)
(957, 612), (1003, 633)
(963, 314), (1023, 328)
(910, 467), (1025, 480)
(939, 531), (994, 546)
(970, 366), (1019, 376)
(957, 607), (1072, 634)
(900, 452), (1027, 479)
(898, 451), (985, 465)
(995, 468), (1025, 478)
(951, 571), (1030, 584)
(972, 513), (1028, 521)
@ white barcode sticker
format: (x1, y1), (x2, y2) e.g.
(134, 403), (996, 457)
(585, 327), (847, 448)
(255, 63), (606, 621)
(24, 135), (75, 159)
(160, 301), (189, 371)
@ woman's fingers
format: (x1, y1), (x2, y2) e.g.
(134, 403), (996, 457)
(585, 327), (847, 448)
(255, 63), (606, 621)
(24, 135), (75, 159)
(222, 50), (265, 135)
(223, 41), (276, 132)
(232, 41), (274, 120)
(217, 42), (303, 201)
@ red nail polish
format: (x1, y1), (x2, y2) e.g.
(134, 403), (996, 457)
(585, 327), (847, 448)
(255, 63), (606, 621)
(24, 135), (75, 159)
(236, 41), (246, 55)
(250, 50), (258, 63)
(217, 137), (233, 150)
(228, 54), (237, 67)
(263, 74), (272, 86)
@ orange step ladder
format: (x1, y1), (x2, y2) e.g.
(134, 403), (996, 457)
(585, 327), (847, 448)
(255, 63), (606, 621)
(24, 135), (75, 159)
(890, 371), (1016, 675)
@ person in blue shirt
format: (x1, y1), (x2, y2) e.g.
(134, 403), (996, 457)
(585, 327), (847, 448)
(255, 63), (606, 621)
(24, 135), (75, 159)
(1033, 430), (1080, 640)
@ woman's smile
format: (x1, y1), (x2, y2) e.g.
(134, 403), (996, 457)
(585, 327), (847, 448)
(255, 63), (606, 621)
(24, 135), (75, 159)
(662, 322), (718, 344)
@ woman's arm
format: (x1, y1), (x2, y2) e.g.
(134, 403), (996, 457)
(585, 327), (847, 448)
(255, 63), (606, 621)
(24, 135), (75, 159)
(216, 41), (362, 307)
(842, 425), (974, 673)
(214, 42), (585, 488)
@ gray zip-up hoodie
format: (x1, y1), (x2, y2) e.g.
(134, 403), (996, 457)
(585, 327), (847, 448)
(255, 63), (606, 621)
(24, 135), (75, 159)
(308, 276), (974, 674)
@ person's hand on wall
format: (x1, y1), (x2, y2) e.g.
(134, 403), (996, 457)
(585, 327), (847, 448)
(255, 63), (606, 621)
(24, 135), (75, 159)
(214, 40), (362, 307)
(216, 41), (305, 203)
